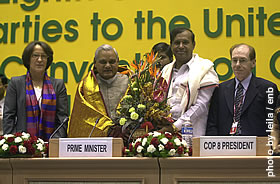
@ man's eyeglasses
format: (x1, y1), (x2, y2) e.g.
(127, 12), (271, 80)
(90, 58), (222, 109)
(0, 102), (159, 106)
(231, 58), (249, 64)
(32, 53), (49, 60)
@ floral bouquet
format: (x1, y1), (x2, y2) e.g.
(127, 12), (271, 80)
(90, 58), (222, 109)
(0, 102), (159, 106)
(0, 132), (48, 158)
(124, 131), (189, 157)
(115, 52), (173, 142)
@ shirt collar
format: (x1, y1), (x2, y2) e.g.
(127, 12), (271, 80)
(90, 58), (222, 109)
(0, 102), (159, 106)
(173, 54), (195, 74)
(186, 54), (195, 69)
(235, 73), (252, 91)
(96, 73), (118, 85)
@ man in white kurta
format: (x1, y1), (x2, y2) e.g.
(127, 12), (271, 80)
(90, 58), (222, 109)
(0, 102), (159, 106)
(162, 27), (219, 137)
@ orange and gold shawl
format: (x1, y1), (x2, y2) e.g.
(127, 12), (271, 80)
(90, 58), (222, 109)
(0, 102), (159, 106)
(67, 70), (113, 137)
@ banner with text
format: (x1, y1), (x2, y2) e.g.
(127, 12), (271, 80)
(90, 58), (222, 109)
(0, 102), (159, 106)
(1, 0), (280, 111)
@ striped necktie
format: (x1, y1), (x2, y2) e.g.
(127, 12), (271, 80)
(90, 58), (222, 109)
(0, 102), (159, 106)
(234, 83), (244, 135)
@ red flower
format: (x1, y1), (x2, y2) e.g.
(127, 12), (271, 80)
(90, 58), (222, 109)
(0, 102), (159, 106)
(123, 131), (189, 157)
(157, 77), (168, 92)
(140, 121), (154, 130)
(135, 142), (141, 149)
(143, 133), (149, 137)
(27, 146), (35, 155)
(164, 133), (172, 139)
(188, 147), (192, 156)
(122, 146), (127, 156)
(174, 132), (182, 140)
(30, 136), (38, 143)
(9, 145), (18, 155)
(153, 77), (168, 103)
(164, 117), (174, 124)
(153, 90), (164, 103)
(129, 143), (133, 152)
(151, 137), (159, 146)
(177, 146), (184, 154)
(15, 132), (22, 137)
(164, 142), (174, 150)
(0, 132), (47, 158)
(25, 142), (32, 148)
(23, 140), (29, 147)
(7, 137), (14, 143)
(44, 143), (49, 154)
(27, 139), (33, 144)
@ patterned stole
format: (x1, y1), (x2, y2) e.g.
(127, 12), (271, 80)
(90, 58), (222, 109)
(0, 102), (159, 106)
(26, 71), (56, 141)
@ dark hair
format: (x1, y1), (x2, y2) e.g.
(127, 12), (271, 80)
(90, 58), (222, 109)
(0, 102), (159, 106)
(170, 27), (195, 45)
(0, 74), (8, 85)
(22, 41), (54, 70)
(152, 42), (173, 61)
(230, 43), (256, 60)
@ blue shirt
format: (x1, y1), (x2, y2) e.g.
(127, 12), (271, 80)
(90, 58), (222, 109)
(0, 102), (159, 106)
(234, 73), (252, 102)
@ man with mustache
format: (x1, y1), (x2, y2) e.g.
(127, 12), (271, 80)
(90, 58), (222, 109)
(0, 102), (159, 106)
(161, 27), (219, 136)
(68, 44), (129, 137)
(206, 43), (279, 136)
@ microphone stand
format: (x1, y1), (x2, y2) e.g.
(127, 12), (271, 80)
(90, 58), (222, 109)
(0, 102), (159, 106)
(49, 117), (69, 140)
(88, 118), (100, 138)
(127, 117), (143, 147)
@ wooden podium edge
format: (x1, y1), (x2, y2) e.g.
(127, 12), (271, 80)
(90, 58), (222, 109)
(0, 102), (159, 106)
(49, 139), (59, 157)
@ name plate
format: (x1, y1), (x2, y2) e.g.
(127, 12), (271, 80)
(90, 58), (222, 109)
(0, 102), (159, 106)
(200, 136), (256, 156)
(59, 138), (113, 157)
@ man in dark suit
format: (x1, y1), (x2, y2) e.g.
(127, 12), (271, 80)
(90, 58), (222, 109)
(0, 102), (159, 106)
(206, 43), (279, 136)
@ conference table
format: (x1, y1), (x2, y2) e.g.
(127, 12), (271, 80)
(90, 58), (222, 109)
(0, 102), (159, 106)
(1, 156), (279, 184)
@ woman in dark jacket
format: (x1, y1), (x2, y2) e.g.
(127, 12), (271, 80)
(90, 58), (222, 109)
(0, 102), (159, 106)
(3, 41), (68, 141)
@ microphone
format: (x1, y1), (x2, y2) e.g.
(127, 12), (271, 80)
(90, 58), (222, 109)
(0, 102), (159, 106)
(88, 118), (100, 138)
(49, 117), (69, 139)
